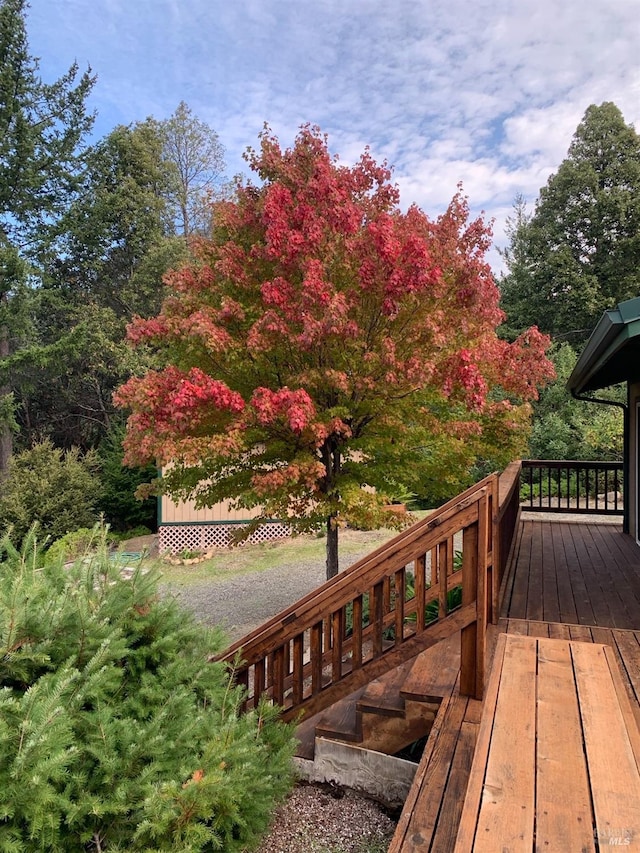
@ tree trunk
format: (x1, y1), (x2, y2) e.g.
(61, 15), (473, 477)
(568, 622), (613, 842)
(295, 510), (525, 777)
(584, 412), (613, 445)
(326, 515), (339, 580)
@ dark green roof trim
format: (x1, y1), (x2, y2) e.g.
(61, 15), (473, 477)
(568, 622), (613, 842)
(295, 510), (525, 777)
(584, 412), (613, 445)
(568, 295), (640, 394)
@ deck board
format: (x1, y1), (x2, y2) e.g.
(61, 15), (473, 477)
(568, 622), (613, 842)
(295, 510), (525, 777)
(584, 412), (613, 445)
(393, 518), (640, 852)
(504, 519), (640, 629)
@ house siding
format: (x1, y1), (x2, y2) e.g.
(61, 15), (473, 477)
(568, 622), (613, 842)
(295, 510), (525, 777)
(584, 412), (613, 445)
(158, 492), (291, 554)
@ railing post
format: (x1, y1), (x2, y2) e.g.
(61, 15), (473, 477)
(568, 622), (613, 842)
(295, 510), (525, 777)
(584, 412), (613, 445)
(490, 473), (500, 624)
(460, 521), (478, 698)
(476, 493), (488, 696)
(460, 512), (485, 700)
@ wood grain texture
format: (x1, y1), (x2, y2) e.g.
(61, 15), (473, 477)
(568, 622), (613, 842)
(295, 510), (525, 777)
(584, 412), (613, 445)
(455, 635), (640, 853)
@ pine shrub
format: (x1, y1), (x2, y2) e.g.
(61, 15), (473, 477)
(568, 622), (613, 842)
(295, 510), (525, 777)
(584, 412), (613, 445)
(0, 529), (296, 852)
(0, 440), (101, 543)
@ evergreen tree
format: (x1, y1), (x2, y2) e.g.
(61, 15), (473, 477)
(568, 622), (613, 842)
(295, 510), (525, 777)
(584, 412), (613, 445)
(0, 439), (101, 542)
(527, 344), (623, 461)
(0, 0), (94, 476)
(500, 103), (640, 343)
(9, 121), (188, 452)
(0, 529), (295, 851)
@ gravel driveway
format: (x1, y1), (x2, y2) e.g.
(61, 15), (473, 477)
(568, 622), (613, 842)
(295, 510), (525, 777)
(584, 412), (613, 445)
(164, 546), (376, 645)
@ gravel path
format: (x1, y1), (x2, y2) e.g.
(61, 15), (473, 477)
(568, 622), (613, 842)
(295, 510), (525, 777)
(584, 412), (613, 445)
(254, 784), (396, 853)
(162, 533), (391, 644)
(167, 558), (327, 643)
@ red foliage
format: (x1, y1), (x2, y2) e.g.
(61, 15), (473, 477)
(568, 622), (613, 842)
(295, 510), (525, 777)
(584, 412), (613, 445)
(116, 126), (554, 528)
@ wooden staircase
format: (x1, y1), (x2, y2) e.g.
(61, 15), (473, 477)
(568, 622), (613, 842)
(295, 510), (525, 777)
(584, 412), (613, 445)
(217, 469), (522, 723)
(296, 633), (461, 761)
(217, 464), (522, 800)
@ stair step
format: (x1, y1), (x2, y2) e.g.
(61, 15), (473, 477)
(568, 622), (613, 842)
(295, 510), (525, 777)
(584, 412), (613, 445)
(296, 630), (463, 759)
(401, 632), (461, 702)
(358, 658), (414, 717)
(314, 685), (367, 743)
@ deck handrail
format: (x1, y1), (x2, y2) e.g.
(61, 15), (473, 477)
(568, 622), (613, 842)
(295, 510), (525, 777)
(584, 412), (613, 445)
(220, 472), (510, 722)
(495, 461), (521, 612)
(521, 459), (624, 515)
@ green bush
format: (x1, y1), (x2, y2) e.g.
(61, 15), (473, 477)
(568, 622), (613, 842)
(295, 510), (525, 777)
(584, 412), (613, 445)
(0, 440), (101, 543)
(0, 529), (296, 851)
(97, 425), (157, 533)
(113, 525), (153, 541)
(44, 526), (115, 566)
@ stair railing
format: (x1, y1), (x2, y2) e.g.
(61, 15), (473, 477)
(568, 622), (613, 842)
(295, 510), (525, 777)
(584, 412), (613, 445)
(218, 472), (506, 722)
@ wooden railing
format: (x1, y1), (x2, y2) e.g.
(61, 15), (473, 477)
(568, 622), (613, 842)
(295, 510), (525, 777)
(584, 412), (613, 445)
(220, 473), (508, 722)
(495, 461), (521, 610)
(521, 460), (624, 515)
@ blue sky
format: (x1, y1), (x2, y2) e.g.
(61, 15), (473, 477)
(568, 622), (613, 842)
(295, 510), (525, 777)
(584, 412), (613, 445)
(26, 0), (640, 271)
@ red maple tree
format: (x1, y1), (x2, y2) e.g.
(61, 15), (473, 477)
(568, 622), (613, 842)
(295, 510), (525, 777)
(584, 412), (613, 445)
(115, 126), (554, 579)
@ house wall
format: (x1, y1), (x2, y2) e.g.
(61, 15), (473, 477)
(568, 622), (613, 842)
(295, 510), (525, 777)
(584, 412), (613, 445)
(161, 493), (262, 524)
(158, 492), (290, 555)
(630, 382), (640, 542)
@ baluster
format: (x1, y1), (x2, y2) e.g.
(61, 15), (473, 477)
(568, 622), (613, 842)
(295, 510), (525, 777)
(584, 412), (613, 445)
(272, 647), (285, 706)
(254, 658), (265, 706)
(372, 581), (384, 657)
(323, 616), (331, 655)
(311, 621), (323, 694)
(282, 639), (290, 679)
(576, 465), (581, 510)
(438, 539), (448, 619)
(292, 634), (304, 705)
(383, 575), (391, 615)
(332, 609), (344, 681)
(428, 547), (436, 587)
(527, 464), (533, 507)
(352, 595), (363, 669)
(414, 553), (426, 632)
(394, 568), (405, 644)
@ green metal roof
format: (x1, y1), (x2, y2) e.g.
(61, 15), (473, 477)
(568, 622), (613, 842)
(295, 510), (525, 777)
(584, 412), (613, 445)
(568, 295), (640, 394)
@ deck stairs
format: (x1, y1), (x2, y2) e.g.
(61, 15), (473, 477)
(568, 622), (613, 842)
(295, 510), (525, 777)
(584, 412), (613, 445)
(291, 633), (463, 806)
(218, 467), (523, 804)
(296, 633), (460, 760)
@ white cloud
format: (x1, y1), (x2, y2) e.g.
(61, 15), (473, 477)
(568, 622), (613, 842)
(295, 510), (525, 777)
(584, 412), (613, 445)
(25, 0), (640, 272)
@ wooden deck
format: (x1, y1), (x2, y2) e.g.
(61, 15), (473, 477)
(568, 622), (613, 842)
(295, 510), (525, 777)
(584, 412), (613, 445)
(390, 517), (640, 853)
(454, 634), (640, 852)
(503, 517), (640, 628)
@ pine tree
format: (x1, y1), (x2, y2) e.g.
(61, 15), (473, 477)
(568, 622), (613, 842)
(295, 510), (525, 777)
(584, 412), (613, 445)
(0, 0), (94, 477)
(500, 102), (640, 343)
(0, 527), (296, 851)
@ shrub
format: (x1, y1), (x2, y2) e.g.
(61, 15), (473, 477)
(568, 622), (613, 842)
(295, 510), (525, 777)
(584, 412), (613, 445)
(0, 528), (296, 851)
(44, 526), (114, 566)
(97, 425), (157, 532)
(0, 439), (101, 543)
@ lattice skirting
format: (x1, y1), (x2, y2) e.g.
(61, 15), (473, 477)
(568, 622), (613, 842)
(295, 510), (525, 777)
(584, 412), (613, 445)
(158, 522), (291, 554)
